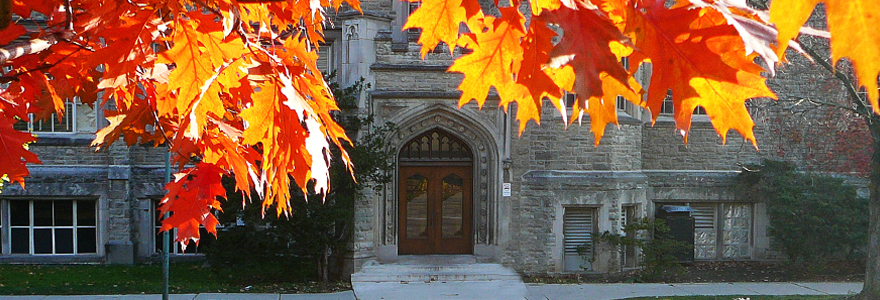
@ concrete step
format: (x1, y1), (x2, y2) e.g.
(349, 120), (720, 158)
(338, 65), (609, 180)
(351, 255), (528, 300)
(352, 263), (521, 282)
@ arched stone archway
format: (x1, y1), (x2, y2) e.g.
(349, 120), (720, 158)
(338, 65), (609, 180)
(379, 106), (502, 259)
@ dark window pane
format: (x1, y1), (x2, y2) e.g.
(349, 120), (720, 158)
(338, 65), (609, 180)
(155, 231), (167, 253)
(11, 228), (29, 253)
(55, 229), (74, 254)
(55, 201), (73, 226)
(10, 201), (29, 226)
(441, 174), (464, 238)
(34, 229), (52, 254)
(77, 228), (97, 253)
(77, 200), (96, 226)
(197, 227), (215, 253)
(405, 174), (428, 239)
(12, 120), (28, 131)
(33, 201), (52, 226)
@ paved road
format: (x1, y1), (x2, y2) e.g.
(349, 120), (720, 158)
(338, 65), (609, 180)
(0, 282), (863, 300)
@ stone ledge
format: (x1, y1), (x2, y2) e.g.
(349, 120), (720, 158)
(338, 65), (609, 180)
(371, 90), (502, 100)
(643, 170), (738, 187)
(371, 63), (451, 71)
(337, 10), (393, 21)
(0, 255), (103, 264)
(26, 165), (109, 177)
(522, 170), (649, 184)
(32, 135), (94, 146)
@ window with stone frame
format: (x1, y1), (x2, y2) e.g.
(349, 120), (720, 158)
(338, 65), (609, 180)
(13, 100), (77, 133)
(4, 199), (97, 255)
(563, 206), (596, 271)
(564, 57), (630, 111)
(660, 90), (707, 115)
(152, 200), (215, 255)
(407, 1), (421, 39)
(655, 202), (753, 260)
(621, 205), (639, 268)
(617, 57), (630, 111)
(316, 42), (334, 75)
(394, 0), (449, 53)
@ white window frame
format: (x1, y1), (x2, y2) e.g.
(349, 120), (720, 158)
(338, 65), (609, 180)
(3, 199), (97, 255)
(16, 99), (78, 134)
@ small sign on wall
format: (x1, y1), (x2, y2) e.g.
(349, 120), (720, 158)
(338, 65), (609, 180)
(502, 183), (511, 197)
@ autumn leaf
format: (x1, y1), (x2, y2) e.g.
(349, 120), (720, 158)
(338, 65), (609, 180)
(627, 0), (775, 144)
(541, 4), (631, 104)
(0, 117), (40, 186)
(0, 23), (25, 46)
(770, 0), (880, 113)
(507, 19), (567, 132)
(449, 7), (526, 108)
(689, 0), (779, 75)
(403, 0), (483, 57)
(158, 163), (227, 248)
(574, 71), (644, 144)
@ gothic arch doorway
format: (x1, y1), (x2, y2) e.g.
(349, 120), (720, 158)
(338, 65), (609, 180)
(398, 129), (473, 254)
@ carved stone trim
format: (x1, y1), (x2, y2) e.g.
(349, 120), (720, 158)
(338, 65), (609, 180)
(384, 111), (496, 247)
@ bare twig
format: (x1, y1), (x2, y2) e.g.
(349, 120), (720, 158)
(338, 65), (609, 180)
(64, 0), (74, 31)
(800, 43), (873, 119)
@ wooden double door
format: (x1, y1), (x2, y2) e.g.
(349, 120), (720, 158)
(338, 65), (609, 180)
(398, 166), (473, 254)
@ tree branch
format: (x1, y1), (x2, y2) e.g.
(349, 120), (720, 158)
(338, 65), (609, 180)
(0, 31), (75, 65)
(800, 43), (874, 119)
(64, 0), (74, 31)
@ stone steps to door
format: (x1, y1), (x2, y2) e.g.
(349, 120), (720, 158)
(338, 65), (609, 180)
(352, 262), (521, 282)
(351, 255), (529, 300)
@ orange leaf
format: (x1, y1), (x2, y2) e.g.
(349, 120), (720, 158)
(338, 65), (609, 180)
(541, 5), (631, 103)
(628, 0), (775, 145)
(0, 24), (26, 46)
(403, 0), (483, 57)
(158, 163), (227, 248)
(0, 117), (40, 186)
(449, 7), (526, 108)
(573, 72), (643, 144)
(771, 0), (880, 113)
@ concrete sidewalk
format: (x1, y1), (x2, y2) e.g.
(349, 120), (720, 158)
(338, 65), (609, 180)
(527, 282), (863, 300)
(0, 282), (863, 300)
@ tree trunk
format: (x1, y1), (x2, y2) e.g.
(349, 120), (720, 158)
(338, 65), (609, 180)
(859, 120), (880, 299)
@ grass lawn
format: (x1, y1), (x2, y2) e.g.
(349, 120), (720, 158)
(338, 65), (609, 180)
(0, 262), (349, 295)
(624, 296), (848, 300)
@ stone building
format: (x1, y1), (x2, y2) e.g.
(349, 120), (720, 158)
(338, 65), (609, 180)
(0, 2), (863, 275)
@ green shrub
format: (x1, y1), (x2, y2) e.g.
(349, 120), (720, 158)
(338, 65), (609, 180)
(593, 218), (690, 281)
(206, 77), (394, 281)
(735, 159), (868, 264)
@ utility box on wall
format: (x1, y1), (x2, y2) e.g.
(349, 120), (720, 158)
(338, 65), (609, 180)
(656, 205), (695, 262)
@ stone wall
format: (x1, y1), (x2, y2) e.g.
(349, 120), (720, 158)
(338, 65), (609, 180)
(503, 102), (648, 273)
(641, 118), (763, 171)
(2, 136), (168, 264)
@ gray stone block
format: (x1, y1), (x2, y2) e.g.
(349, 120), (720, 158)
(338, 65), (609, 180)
(106, 240), (136, 265)
(109, 165), (131, 180)
(377, 245), (399, 263)
(474, 244), (497, 263)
